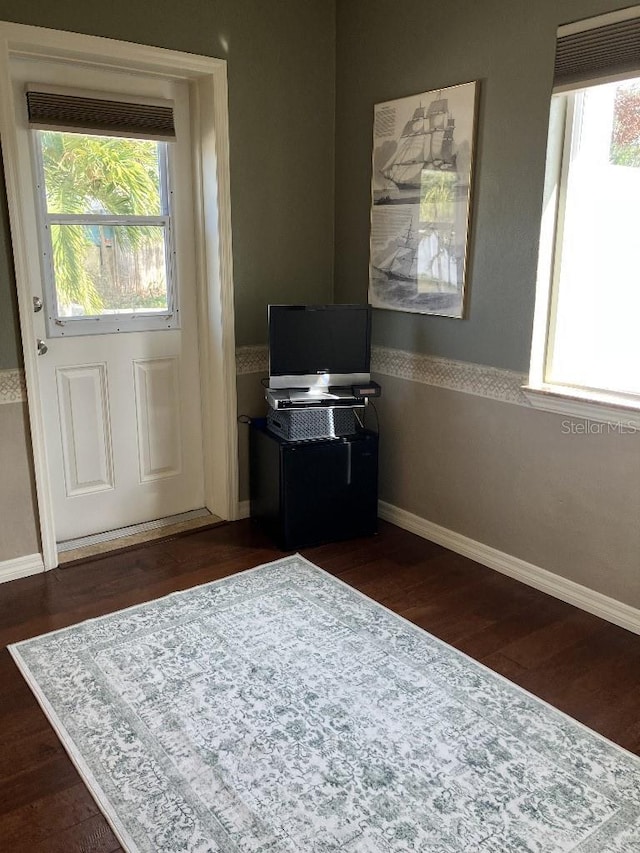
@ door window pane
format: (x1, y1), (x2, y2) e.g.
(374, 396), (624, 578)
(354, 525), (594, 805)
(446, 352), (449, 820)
(40, 131), (164, 216)
(34, 128), (175, 331)
(51, 224), (169, 316)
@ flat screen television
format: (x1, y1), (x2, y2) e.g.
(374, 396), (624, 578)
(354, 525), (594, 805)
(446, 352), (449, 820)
(268, 304), (372, 390)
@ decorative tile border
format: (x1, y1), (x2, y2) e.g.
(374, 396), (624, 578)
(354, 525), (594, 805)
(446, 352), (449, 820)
(234, 345), (528, 406)
(371, 346), (528, 405)
(8, 350), (526, 407)
(236, 345), (268, 376)
(0, 368), (26, 404)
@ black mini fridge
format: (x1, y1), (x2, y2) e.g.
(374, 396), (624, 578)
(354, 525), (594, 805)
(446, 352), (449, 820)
(249, 419), (378, 550)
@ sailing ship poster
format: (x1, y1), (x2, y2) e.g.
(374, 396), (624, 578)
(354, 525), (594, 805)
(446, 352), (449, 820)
(369, 81), (478, 318)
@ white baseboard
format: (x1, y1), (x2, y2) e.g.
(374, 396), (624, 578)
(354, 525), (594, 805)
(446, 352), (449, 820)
(0, 553), (44, 584)
(378, 501), (640, 636)
(237, 500), (251, 520)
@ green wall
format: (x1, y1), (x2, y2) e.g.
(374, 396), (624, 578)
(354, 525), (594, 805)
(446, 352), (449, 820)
(0, 0), (336, 365)
(3, 0), (629, 371)
(0, 158), (20, 367)
(334, 0), (630, 372)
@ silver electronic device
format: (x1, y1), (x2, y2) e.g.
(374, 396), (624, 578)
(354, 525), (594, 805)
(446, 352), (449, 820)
(267, 406), (358, 442)
(266, 387), (367, 411)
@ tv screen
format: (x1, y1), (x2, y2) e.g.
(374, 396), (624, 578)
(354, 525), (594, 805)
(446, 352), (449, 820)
(268, 304), (371, 389)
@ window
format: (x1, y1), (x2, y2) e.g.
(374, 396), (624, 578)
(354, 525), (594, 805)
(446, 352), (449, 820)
(527, 9), (640, 423)
(28, 90), (178, 336)
(546, 78), (640, 396)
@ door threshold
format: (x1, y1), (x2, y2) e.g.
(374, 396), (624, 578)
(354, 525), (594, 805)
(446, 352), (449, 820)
(57, 509), (221, 564)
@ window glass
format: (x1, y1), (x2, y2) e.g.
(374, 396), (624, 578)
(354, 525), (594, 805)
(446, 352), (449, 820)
(35, 131), (172, 322)
(547, 77), (640, 396)
(40, 132), (164, 216)
(50, 224), (168, 317)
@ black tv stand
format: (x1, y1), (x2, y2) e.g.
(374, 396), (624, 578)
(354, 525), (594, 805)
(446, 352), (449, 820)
(249, 419), (378, 550)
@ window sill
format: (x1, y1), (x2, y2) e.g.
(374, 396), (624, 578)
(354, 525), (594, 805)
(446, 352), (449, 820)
(522, 384), (640, 431)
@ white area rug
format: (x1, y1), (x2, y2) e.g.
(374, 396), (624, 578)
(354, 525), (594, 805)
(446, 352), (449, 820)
(9, 555), (640, 852)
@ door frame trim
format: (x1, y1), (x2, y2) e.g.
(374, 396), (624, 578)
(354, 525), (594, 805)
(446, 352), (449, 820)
(0, 23), (239, 569)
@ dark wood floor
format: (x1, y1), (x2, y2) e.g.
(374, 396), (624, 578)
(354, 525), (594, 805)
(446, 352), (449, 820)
(1, 519), (639, 852)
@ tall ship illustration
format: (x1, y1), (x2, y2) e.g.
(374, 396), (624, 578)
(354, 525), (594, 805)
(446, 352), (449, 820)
(372, 221), (418, 283)
(373, 220), (459, 290)
(381, 96), (456, 191)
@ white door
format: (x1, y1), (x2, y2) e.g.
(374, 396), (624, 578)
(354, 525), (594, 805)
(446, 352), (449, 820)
(39, 323), (205, 542)
(11, 58), (205, 543)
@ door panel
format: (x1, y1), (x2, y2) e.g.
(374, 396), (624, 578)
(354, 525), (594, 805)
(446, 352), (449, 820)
(40, 328), (204, 542)
(56, 363), (114, 496)
(134, 357), (182, 483)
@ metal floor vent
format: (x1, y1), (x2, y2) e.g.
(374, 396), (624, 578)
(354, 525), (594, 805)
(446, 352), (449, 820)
(57, 508), (213, 552)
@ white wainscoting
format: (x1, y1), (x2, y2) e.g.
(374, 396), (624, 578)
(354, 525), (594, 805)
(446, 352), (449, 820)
(0, 553), (44, 584)
(378, 501), (640, 636)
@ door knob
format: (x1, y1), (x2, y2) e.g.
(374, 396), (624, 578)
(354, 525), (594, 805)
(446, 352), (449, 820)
(37, 339), (48, 356)
(33, 296), (43, 312)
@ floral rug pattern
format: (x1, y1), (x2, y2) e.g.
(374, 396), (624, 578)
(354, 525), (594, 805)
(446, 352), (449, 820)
(10, 555), (640, 852)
